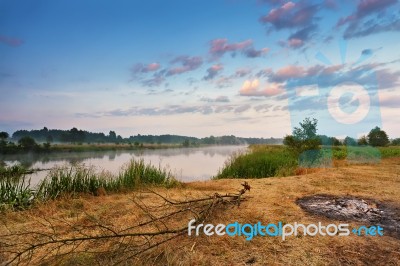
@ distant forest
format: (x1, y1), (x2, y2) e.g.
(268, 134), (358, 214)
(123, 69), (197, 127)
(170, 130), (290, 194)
(10, 127), (283, 145)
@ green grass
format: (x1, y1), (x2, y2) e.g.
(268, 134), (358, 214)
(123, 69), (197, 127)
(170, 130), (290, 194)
(36, 159), (176, 200)
(214, 145), (400, 180)
(1, 158), (177, 210)
(379, 146), (400, 158)
(0, 164), (29, 179)
(329, 146), (400, 161)
(214, 145), (297, 179)
(0, 177), (34, 211)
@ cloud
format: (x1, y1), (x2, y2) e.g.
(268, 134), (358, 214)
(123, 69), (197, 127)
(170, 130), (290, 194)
(343, 18), (400, 39)
(260, 1), (320, 49)
(379, 94), (400, 108)
(243, 47), (269, 58)
(235, 68), (252, 78)
(209, 67), (253, 88)
(283, 38), (305, 49)
(141, 76), (165, 87)
(354, 0), (396, 19)
(214, 76), (233, 88)
(131, 62), (161, 74)
(285, 24), (317, 48)
(260, 1), (319, 30)
(208, 38), (268, 59)
(239, 79), (284, 97)
(76, 103), (257, 118)
(209, 38), (253, 59)
(361, 49), (373, 56)
(203, 64), (223, 80)
(240, 61), (399, 103)
(337, 0), (400, 39)
(200, 95), (230, 103)
(234, 104), (251, 113)
(376, 69), (400, 89)
(167, 56), (203, 76)
(272, 65), (306, 82)
(0, 35), (24, 47)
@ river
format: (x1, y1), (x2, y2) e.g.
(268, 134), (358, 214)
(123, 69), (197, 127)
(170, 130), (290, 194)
(1, 145), (247, 186)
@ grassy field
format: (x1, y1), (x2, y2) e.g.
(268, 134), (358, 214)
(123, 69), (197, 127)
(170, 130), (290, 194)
(1, 145), (400, 265)
(0, 157), (399, 265)
(215, 145), (400, 179)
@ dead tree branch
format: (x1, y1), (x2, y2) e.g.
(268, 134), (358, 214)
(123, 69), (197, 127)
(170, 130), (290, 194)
(0, 182), (251, 265)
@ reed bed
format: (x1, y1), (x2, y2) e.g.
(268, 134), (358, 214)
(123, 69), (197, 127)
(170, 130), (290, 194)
(214, 145), (297, 179)
(1, 158), (176, 210)
(0, 177), (34, 210)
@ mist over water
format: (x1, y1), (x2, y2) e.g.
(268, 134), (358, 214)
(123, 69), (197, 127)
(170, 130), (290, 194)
(1, 146), (247, 186)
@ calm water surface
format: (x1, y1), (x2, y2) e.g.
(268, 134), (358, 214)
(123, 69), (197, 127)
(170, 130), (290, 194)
(1, 146), (246, 186)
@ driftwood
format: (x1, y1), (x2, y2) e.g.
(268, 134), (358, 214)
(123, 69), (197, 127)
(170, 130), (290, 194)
(0, 182), (251, 265)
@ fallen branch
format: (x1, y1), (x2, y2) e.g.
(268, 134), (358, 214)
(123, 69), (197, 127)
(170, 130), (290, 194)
(0, 182), (251, 265)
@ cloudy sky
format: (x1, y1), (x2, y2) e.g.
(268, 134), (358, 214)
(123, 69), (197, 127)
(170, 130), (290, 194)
(0, 0), (399, 138)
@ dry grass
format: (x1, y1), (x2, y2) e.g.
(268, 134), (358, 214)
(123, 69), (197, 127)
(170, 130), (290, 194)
(1, 158), (400, 265)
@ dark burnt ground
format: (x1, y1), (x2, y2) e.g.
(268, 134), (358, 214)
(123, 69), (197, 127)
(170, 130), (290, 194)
(297, 194), (400, 239)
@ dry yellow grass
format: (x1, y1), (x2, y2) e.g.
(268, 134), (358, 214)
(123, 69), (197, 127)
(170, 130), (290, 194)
(1, 158), (400, 265)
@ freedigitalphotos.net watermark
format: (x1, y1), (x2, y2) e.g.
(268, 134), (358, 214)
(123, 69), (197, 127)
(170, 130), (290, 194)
(188, 219), (384, 241)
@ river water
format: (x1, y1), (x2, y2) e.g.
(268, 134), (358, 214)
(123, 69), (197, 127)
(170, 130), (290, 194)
(1, 145), (246, 186)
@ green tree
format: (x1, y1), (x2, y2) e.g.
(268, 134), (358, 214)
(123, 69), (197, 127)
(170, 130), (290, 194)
(18, 136), (38, 150)
(46, 135), (53, 143)
(344, 136), (357, 146)
(357, 135), (368, 146)
(332, 137), (341, 146)
(391, 138), (400, 146)
(109, 131), (117, 142)
(0, 131), (9, 140)
(367, 126), (389, 147)
(182, 139), (190, 147)
(284, 118), (321, 154)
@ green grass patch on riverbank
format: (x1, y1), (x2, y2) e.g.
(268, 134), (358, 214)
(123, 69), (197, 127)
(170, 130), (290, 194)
(1, 159), (177, 210)
(0, 164), (29, 179)
(214, 145), (400, 179)
(214, 145), (297, 179)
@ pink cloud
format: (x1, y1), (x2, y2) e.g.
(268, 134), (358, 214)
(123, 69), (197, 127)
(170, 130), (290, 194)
(204, 64), (224, 80)
(0, 35), (24, 47)
(260, 1), (319, 30)
(235, 68), (252, 77)
(209, 38), (253, 59)
(275, 65), (305, 80)
(287, 38), (304, 48)
(337, 0), (397, 27)
(264, 2), (296, 23)
(322, 65), (343, 75)
(167, 56), (203, 76)
(357, 0), (397, 17)
(239, 79), (284, 97)
(131, 62), (161, 74)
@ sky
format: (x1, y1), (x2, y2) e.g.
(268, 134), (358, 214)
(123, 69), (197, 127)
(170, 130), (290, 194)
(0, 0), (399, 138)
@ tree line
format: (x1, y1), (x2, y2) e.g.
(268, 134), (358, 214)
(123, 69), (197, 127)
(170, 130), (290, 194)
(0, 127), (283, 153)
(284, 118), (395, 159)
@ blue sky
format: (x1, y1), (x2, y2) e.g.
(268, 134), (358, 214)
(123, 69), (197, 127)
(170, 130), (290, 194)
(0, 0), (399, 138)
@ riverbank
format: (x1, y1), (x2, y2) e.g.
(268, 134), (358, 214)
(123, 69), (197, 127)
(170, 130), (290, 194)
(1, 157), (399, 265)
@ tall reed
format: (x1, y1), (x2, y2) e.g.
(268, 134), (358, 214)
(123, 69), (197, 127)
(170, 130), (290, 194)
(35, 158), (175, 200)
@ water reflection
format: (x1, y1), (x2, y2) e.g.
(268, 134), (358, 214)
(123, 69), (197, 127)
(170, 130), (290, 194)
(1, 146), (246, 185)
